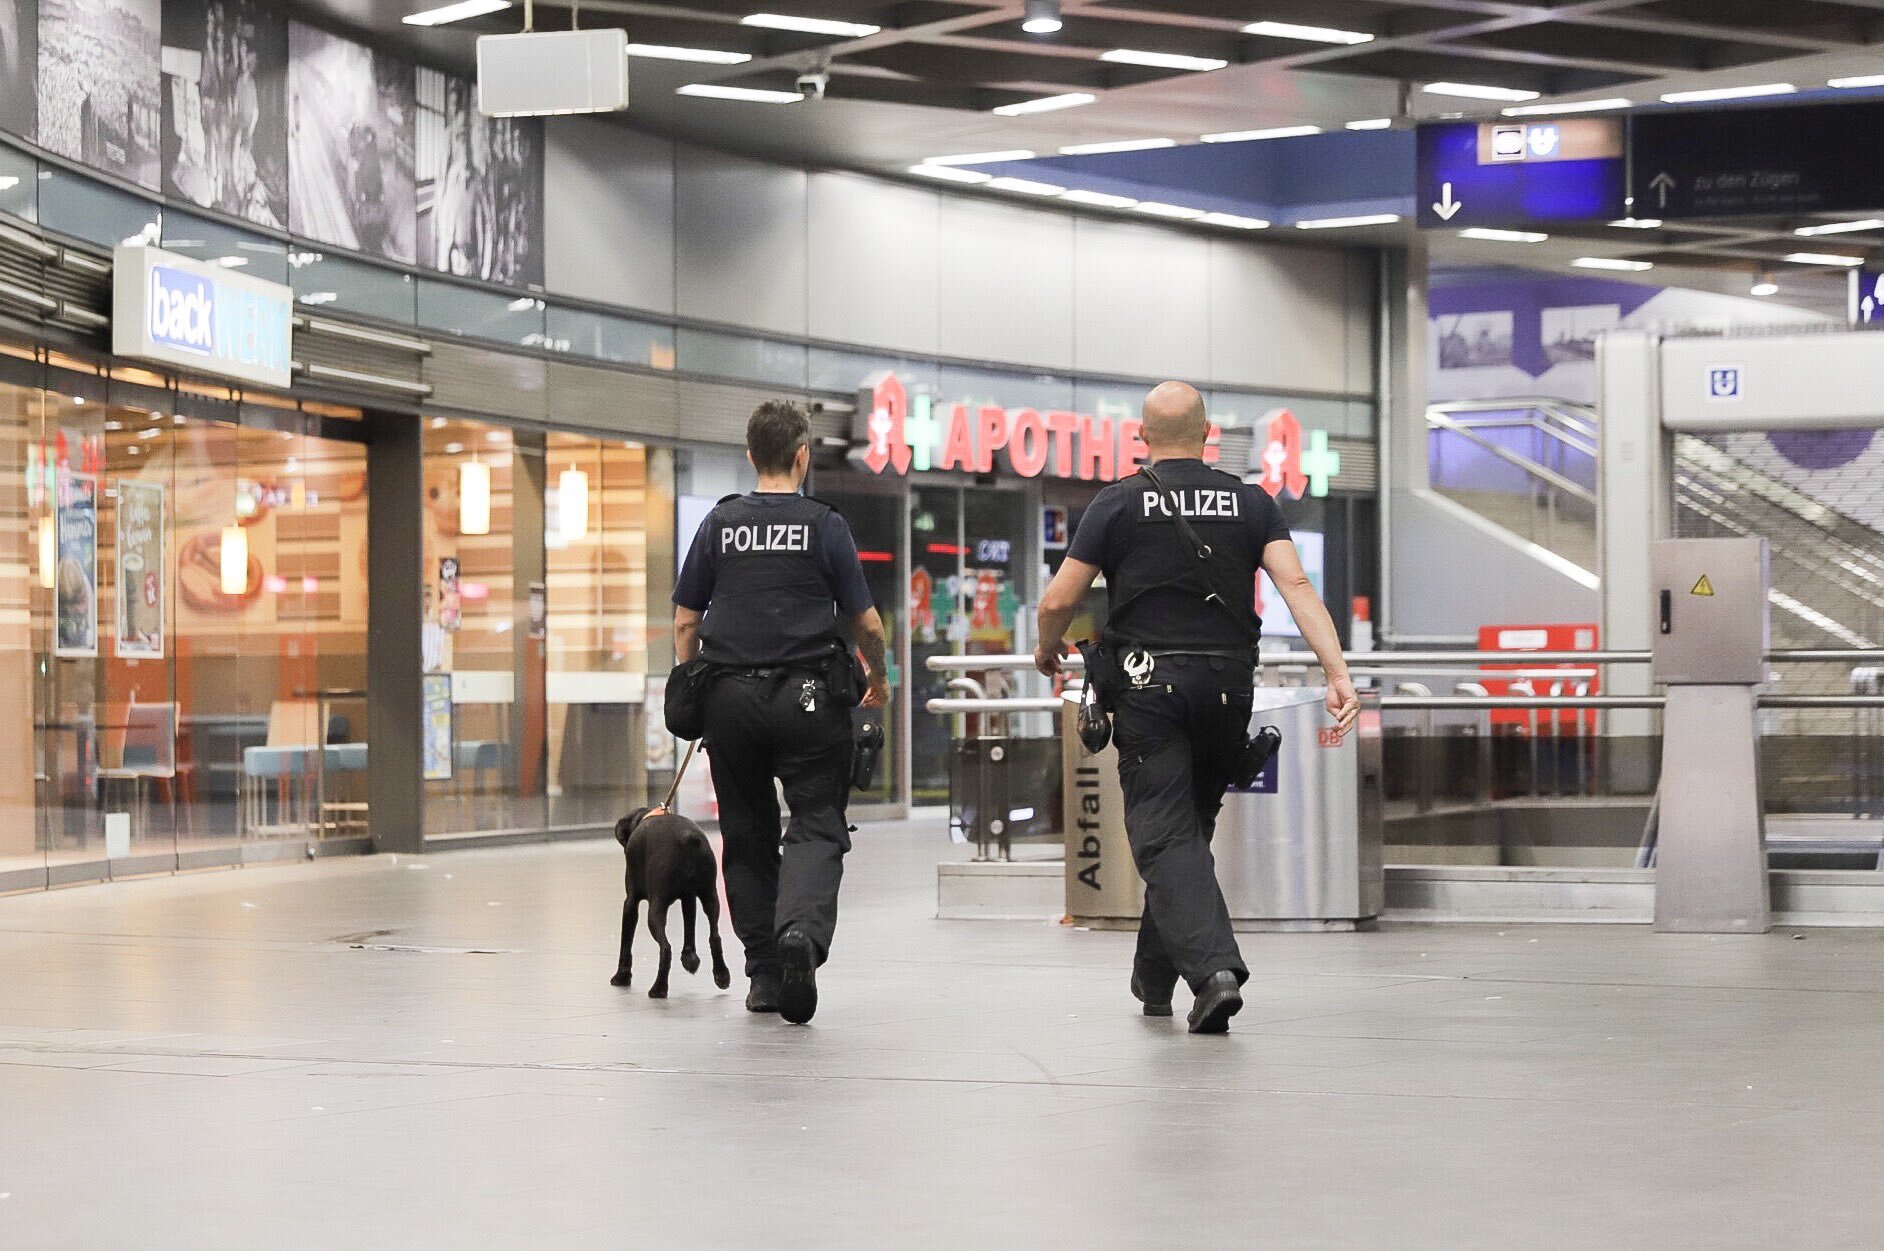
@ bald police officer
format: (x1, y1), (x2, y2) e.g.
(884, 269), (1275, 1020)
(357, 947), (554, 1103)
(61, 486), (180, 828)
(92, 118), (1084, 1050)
(1036, 381), (1358, 1034)
(674, 401), (889, 1025)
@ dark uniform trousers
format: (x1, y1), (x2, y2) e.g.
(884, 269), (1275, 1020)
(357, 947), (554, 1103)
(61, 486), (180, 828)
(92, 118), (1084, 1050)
(702, 669), (854, 976)
(1111, 654), (1253, 993)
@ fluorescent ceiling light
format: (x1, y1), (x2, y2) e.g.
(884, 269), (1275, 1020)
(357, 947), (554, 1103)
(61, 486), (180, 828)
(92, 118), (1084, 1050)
(1295, 213), (1400, 229)
(741, 13), (880, 37)
(1345, 118), (1393, 131)
(1460, 227), (1548, 243)
(1795, 219), (1884, 237)
(1060, 189), (1140, 208)
(1199, 212), (1269, 229)
(676, 83), (802, 103)
(1200, 125), (1320, 143)
(986, 176), (1065, 196)
(1100, 49), (1227, 72)
(403, 0), (508, 26)
(1135, 202), (1207, 220)
(1058, 138), (1175, 155)
(908, 164), (993, 184)
(927, 149), (1034, 166)
(1660, 83), (1794, 104)
(1785, 252), (1865, 266)
(1423, 82), (1540, 102)
(625, 43), (752, 64)
(1609, 218), (1662, 229)
(1502, 97), (1631, 116)
(1242, 20), (1372, 44)
(1829, 74), (1884, 89)
(992, 92), (1094, 116)
(1573, 257), (1653, 271)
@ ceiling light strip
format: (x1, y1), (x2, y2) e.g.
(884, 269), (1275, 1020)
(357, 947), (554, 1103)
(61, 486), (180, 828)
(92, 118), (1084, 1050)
(1501, 98), (1631, 116)
(1423, 81), (1540, 102)
(1294, 214), (1401, 229)
(992, 93), (1094, 116)
(1660, 83), (1794, 104)
(1200, 125), (1320, 143)
(626, 43), (752, 64)
(1100, 48), (1227, 72)
(676, 84), (802, 103)
(1241, 20), (1372, 45)
(404, 0), (509, 26)
(741, 12), (880, 37)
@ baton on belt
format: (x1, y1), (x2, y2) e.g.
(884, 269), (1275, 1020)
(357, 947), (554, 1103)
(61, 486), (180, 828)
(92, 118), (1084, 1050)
(661, 738), (701, 814)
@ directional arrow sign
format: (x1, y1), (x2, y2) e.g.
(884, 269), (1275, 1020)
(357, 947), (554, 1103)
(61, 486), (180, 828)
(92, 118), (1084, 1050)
(1649, 171), (1676, 209)
(1432, 182), (1462, 221)
(1416, 119), (1625, 230)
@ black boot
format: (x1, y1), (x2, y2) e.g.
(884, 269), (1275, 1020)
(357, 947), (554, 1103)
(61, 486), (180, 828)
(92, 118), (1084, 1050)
(746, 968), (782, 1013)
(1187, 970), (1243, 1035)
(1131, 971), (1174, 1018)
(777, 927), (819, 1025)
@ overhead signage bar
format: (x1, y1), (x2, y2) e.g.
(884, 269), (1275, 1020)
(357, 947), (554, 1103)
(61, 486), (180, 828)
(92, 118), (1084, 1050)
(1415, 117), (1626, 230)
(1632, 100), (1884, 219)
(111, 245), (295, 390)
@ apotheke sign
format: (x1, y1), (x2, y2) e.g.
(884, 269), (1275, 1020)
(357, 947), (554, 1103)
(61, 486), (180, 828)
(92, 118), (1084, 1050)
(112, 245), (293, 389)
(855, 372), (1220, 483)
(854, 372), (1337, 499)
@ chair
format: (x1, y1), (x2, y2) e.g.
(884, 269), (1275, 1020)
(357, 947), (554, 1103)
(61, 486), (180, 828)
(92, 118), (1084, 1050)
(96, 702), (188, 841)
(239, 701), (323, 837)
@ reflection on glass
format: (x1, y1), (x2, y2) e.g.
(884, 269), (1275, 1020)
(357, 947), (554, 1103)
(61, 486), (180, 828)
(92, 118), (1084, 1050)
(0, 143), (37, 221)
(543, 306), (675, 370)
(416, 277), (545, 345)
(3, 374), (370, 878)
(290, 249), (417, 322)
(37, 165), (161, 247)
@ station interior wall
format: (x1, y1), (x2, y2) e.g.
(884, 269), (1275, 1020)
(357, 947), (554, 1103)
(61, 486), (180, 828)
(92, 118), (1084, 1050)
(543, 119), (1378, 398)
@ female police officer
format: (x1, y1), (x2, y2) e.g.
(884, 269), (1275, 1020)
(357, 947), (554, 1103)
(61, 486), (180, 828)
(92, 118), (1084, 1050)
(1035, 381), (1358, 1034)
(674, 401), (889, 1025)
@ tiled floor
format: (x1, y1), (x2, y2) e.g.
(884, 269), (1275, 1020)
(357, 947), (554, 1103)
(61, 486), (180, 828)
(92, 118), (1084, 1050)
(2, 823), (1882, 1248)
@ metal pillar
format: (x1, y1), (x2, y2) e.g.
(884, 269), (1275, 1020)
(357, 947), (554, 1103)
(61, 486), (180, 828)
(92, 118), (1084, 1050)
(366, 413), (426, 854)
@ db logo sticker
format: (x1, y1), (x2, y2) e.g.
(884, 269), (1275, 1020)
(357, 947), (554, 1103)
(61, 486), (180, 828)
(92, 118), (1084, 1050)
(1317, 727), (1345, 748)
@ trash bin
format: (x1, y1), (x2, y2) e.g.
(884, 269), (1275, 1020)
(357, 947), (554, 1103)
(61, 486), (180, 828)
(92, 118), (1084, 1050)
(1061, 686), (1383, 930)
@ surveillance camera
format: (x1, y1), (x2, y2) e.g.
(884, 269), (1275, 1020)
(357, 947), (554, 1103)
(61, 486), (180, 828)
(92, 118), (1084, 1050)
(797, 70), (829, 100)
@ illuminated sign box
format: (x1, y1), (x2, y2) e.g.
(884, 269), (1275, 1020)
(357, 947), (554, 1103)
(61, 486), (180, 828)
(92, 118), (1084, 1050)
(1416, 117), (1625, 230)
(112, 245), (294, 390)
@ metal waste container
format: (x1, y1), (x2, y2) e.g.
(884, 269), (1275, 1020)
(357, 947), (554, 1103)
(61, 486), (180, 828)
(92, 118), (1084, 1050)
(1062, 686), (1382, 930)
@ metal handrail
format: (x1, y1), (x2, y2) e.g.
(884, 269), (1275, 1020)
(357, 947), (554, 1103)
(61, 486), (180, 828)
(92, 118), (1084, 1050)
(1436, 414), (1598, 460)
(928, 649), (1884, 673)
(1426, 408), (1595, 504)
(925, 692), (1884, 715)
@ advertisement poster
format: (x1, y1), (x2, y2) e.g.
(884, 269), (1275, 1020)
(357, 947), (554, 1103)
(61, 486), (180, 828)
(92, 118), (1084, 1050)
(421, 671), (453, 782)
(55, 469), (99, 657)
(115, 478), (165, 658)
(415, 66), (544, 287)
(161, 0), (290, 228)
(287, 21), (416, 263)
(437, 555), (460, 632)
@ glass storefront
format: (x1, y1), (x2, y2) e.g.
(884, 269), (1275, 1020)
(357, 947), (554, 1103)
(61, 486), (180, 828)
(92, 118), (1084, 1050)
(3, 365), (370, 880)
(420, 417), (659, 840)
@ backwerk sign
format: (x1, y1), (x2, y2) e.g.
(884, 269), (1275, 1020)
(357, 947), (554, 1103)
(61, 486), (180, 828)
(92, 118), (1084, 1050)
(853, 373), (1334, 500)
(112, 245), (294, 390)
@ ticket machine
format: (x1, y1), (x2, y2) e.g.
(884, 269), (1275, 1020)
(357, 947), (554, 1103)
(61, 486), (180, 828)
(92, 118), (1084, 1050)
(1650, 537), (1770, 933)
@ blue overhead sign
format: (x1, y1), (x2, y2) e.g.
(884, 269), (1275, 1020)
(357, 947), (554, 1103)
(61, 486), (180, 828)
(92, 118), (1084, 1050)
(1416, 118), (1627, 230)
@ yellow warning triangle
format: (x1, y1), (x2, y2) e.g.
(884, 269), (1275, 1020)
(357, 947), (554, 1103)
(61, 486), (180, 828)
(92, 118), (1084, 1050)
(1691, 574), (1715, 597)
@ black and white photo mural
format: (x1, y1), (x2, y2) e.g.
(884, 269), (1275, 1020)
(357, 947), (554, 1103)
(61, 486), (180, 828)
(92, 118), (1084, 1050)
(288, 21), (415, 263)
(415, 66), (543, 287)
(0, 0), (36, 140)
(37, 0), (162, 187)
(161, 0), (288, 228)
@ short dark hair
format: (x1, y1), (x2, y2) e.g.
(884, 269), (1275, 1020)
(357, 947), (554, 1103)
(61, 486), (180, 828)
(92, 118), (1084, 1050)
(747, 400), (810, 475)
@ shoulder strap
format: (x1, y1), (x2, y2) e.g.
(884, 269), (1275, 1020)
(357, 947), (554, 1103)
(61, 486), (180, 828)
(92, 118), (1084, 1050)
(1137, 463), (1263, 647)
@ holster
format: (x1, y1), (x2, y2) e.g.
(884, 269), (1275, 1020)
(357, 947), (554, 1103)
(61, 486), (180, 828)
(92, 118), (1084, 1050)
(821, 641), (867, 708)
(1230, 725), (1283, 790)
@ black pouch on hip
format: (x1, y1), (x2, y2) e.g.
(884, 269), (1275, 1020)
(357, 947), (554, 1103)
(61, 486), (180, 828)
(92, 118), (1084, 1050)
(1230, 725), (1283, 790)
(822, 642), (867, 708)
(663, 658), (720, 740)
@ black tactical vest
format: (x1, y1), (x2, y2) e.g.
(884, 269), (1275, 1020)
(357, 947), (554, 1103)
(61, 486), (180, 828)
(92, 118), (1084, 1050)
(1104, 462), (1264, 652)
(697, 493), (844, 667)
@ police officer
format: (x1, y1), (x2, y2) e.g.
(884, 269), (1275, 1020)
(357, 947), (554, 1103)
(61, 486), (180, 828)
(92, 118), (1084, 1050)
(1035, 381), (1358, 1034)
(673, 401), (889, 1024)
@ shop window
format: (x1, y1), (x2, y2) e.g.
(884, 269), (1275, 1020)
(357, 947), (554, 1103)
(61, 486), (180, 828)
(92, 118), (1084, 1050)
(4, 374), (370, 879)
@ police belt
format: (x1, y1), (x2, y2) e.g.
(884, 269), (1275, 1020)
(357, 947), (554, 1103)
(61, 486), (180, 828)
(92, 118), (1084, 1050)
(1113, 645), (1256, 663)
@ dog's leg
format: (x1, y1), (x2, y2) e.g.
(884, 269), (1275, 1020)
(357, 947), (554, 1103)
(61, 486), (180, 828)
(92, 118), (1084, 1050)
(647, 899), (674, 999)
(680, 895), (701, 975)
(610, 896), (636, 987)
(703, 889), (732, 990)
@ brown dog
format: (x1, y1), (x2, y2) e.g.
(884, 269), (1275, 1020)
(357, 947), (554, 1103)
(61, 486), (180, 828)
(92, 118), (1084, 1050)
(612, 807), (732, 998)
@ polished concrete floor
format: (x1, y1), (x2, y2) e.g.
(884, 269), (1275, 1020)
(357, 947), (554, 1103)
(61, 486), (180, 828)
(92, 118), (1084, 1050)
(2, 824), (1883, 1249)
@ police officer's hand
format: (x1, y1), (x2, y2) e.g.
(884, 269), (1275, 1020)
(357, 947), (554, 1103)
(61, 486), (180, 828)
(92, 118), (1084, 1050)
(862, 675), (890, 709)
(1035, 639), (1069, 678)
(1325, 673), (1360, 740)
